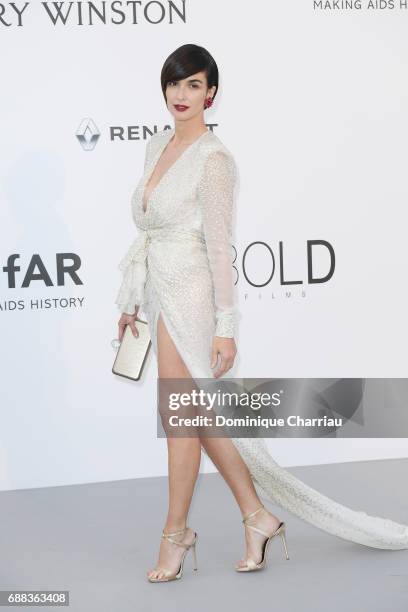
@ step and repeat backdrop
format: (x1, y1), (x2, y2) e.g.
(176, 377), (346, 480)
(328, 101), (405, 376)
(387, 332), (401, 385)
(1, 1), (407, 490)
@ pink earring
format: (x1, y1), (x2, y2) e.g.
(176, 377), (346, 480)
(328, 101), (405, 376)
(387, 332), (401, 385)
(204, 97), (213, 109)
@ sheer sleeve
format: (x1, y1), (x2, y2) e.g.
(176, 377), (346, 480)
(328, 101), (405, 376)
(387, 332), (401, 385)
(114, 138), (153, 315)
(198, 149), (237, 338)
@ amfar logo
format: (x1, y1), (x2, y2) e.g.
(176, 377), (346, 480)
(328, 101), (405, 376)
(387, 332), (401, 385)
(1, 254), (84, 312)
(0, 1), (187, 27)
(3, 254), (83, 287)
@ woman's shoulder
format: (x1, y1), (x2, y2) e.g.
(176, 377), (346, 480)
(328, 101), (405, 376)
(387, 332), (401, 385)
(200, 129), (234, 157)
(199, 130), (237, 178)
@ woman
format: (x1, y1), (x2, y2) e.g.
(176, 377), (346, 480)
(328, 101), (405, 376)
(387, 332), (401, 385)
(115, 44), (408, 582)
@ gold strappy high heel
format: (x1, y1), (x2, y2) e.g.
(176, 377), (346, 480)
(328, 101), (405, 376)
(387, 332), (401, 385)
(147, 526), (198, 582)
(235, 504), (290, 572)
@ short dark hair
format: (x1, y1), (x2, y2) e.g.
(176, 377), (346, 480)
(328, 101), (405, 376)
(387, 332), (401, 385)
(160, 44), (219, 104)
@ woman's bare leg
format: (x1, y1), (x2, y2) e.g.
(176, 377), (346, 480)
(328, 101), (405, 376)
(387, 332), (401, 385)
(199, 436), (283, 567)
(147, 312), (282, 576)
(147, 313), (201, 580)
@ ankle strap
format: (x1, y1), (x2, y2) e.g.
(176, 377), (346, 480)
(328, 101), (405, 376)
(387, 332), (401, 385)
(162, 527), (187, 537)
(161, 526), (194, 550)
(242, 504), (264, 523)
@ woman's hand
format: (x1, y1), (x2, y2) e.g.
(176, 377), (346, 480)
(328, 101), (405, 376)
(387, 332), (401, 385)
(211, 336), (237, 378)
(118, 308), (140, 342)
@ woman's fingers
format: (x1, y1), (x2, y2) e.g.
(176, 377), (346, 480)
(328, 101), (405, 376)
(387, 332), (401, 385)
(117, 314), (139, 341)
(213, 352), (234, 378)
(118, 321), (126, 342)
(211, 337), (237, 378)
(128, 319), (139, 338)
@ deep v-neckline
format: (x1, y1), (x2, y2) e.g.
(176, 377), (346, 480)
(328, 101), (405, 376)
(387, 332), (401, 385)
(142, 127), (209, 215)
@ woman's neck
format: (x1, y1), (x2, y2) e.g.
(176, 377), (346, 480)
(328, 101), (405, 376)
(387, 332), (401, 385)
(172, 120), (208, 145)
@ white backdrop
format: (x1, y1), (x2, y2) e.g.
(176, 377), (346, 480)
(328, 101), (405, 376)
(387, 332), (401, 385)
(1, 0), (407, 491)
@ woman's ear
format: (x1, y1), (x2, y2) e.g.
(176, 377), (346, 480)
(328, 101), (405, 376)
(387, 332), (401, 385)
(207, 85), (216, 98)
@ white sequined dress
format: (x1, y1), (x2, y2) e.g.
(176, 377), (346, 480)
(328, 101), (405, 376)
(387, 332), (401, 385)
(115, 127), (408, 550)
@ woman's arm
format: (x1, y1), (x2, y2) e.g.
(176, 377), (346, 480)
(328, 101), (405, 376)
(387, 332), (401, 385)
(115, 137), (153, 315)
(114, 230), (149, 315)
(198, 149), (237, 338)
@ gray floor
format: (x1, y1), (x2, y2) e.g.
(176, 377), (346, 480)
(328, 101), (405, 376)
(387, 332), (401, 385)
(0, 458), (407, 612)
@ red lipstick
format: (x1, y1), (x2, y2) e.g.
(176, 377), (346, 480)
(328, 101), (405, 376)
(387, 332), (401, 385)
(174, 105), (189, 112)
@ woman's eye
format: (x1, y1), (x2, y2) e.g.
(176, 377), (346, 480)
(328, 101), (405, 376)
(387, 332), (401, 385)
(167, 81), (198, 88)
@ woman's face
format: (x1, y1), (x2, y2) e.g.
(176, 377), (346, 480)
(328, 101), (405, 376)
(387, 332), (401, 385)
(165, 71), (216, 121)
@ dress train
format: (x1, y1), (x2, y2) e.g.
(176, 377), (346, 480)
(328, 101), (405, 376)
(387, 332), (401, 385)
(147, 297), (408, 552)
(231, 437), (408, 551)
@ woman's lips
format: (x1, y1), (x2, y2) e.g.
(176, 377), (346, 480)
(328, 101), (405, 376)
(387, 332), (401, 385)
(174, 105), (189, 111)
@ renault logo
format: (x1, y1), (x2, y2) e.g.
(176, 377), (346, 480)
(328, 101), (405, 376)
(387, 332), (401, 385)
(76, 118), (100, 150)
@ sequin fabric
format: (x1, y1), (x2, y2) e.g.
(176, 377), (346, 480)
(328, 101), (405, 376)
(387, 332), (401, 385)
(115, 128), (408, 551)
(115, 127), (237, 372)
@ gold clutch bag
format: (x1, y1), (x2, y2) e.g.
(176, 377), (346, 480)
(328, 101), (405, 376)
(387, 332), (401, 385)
(112, 318), (151, 381)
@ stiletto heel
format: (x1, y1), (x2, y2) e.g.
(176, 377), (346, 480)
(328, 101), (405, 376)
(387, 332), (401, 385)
(147, 527), (198, 582)
(235, 504), (290, 572)
(191, 539), (198, 570)
(279, 526), (290, 560)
